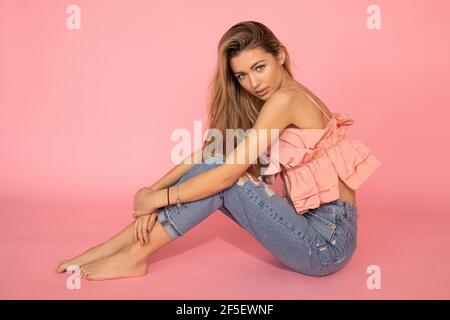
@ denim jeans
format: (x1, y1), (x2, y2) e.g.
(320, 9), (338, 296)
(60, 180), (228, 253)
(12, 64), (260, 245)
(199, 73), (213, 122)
(156, 156), (358, 277)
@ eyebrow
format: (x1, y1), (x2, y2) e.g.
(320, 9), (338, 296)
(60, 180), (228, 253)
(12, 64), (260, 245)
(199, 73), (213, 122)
(233, 60), (266, 75)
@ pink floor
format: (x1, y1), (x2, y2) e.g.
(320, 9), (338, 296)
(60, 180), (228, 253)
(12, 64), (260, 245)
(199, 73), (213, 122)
(1, 0), (449, 300)
(1, 195), (448, 300)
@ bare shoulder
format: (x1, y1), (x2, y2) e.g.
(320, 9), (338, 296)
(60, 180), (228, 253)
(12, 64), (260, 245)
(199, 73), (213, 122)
(253, 89), (296, 129)
(266, 87), (315, 111)
(265, 87), (296, 103)
(261, 88), (297, 115)
(281, 87), (333, 129)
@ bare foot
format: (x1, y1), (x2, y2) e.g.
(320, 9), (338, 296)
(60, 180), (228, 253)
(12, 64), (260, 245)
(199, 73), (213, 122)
(55, 259), (75, 273)
(79, 245), (148, 281)
(55, 242), (121, 273)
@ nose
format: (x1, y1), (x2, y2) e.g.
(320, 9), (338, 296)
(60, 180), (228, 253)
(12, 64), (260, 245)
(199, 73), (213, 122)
(249, 74), (259, 89)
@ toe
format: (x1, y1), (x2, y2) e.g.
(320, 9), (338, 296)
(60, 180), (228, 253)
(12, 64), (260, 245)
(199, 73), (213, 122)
(82, 268), (91, 279)
(55, 262), (68, 273)
(59, 260), (75, 272)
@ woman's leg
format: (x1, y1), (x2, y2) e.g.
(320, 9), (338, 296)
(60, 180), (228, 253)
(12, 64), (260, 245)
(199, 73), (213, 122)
(79, 156), (356, 280)
(57, 158), (218, 276)
(145, 160), (316, 276)
(78, 157), (305, 281)
(77, 157), (285, 280)
(218, 175), (358, 277)
(143, 160), (356, 277)
(78, 157), (228, 280)
(79, 218), (172, 280)
(55, 220), (136, 273)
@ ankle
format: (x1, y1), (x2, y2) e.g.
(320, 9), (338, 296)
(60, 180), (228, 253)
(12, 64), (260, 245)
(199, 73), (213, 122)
(126, 243), (151, 263)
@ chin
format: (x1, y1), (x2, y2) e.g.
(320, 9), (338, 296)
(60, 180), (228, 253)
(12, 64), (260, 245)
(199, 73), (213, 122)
(255, 90), (271, 100)
(259, 93), (271, 100)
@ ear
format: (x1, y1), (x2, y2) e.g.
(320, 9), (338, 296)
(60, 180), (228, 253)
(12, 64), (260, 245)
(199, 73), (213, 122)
(277, 47), (286, 66)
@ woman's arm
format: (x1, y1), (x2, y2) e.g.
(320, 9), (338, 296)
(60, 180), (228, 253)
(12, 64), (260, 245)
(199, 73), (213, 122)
(147, 91), (294, 212)
(148, 162), (231, 210)
(147, 146), (206, 191)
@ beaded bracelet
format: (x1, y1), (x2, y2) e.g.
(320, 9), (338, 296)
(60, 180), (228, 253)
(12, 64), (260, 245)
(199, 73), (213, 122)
(176, 184), (181, 208)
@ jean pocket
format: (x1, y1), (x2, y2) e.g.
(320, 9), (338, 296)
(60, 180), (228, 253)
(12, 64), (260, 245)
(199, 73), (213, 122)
(307, 211), (354, 268)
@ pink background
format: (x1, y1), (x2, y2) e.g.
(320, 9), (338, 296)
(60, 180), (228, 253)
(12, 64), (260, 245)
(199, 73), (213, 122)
(1, 0), (449, 299)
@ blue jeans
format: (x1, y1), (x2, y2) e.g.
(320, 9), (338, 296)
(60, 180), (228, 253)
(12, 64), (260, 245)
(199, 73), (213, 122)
(156, 156), (358, 277)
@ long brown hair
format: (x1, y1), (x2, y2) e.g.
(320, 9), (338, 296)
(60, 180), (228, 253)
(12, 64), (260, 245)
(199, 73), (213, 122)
(203, 21), (295, 181)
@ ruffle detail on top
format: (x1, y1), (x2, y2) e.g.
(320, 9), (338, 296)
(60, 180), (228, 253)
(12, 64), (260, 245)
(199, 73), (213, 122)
(260, 113), (381, 214)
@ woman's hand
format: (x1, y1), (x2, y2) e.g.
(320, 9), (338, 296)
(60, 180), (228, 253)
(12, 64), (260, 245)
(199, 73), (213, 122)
(133, 213), (157, 246)
(133, 187), (157, 218)
(134, 186), (157, 198)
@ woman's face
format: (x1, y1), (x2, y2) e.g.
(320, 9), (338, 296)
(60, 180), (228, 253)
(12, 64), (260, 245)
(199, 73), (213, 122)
(229, 47), (286, 101)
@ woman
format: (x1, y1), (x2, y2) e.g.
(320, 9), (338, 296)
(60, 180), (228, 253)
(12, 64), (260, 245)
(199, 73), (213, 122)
(55, 21), (380, 280)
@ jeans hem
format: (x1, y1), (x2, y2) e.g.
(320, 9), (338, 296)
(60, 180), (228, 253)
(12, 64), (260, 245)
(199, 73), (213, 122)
(156, 206), (183, 240)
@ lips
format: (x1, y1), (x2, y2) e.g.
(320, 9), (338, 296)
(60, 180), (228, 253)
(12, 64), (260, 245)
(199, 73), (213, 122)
(256, 88), (269, 96)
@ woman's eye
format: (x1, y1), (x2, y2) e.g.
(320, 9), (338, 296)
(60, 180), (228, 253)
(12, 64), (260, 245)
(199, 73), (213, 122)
(236, 65), (265, 80)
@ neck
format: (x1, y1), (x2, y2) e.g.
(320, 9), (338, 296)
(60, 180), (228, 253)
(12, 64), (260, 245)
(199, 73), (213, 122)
(278, 69), (297, 90)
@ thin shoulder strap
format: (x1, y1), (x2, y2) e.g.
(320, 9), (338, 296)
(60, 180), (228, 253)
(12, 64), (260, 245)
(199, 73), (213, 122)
(302, 89), (331, 120)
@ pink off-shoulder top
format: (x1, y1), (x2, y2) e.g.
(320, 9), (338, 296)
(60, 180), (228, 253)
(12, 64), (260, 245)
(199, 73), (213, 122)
(260, 96), (381, 214)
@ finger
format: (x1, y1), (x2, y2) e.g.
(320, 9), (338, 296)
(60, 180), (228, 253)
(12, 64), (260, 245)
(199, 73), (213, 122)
(143, 216), (150, 244)
(142, 218), (148, 244)
(146, 215), (157, 242)
(140, 218), (146, 246)
(137, 218), (143, 245)
(136, 218), (141, 246)
(145, 215), (153, 243)
(148, 213), (157, 233)
(141, 217), (147, 244)
(133, 219), (138, 243)
(137, 219), (143, 246)
(136, 219), (141, 244)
